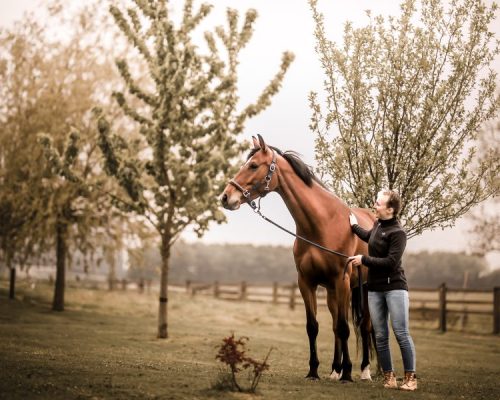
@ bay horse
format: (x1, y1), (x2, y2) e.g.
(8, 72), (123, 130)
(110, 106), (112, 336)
(220, 134), (376, 381)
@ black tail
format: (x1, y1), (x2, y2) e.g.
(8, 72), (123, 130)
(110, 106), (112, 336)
(351, 284), (362, 356)
(353, 265), (364, 323)
(351, 281), (376, 363)
(351, 286), (363, 328)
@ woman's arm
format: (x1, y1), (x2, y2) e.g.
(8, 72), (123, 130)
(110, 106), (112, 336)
(350, 213), (372, 242)
(361, 230), (407, 270)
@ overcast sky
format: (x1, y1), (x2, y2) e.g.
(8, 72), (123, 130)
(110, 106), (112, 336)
(1, 0), (499, 262)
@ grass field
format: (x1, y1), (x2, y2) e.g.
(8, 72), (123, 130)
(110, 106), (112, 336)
(1, 280), (499, 400)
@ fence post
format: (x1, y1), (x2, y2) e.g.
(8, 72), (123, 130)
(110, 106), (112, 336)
(214, 281), (220, 299)
(185, 280), (191, 294)
(289, 282), (297, 310)
(494, 287), (500, 335)
(273, 282), (278, 305)
(439, 283), (447, 333)
(240, 281), (247, 301)
(460, 306), (468, 331)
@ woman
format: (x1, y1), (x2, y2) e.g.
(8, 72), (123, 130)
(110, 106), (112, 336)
(349, 189), (417, 391)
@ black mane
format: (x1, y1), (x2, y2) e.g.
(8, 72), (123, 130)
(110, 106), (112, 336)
(247, 146), (324, 188)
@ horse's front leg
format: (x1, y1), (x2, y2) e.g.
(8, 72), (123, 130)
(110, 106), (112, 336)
(337, 279), (353, 382)
(298, 277), (319, 380)
(326, 288), (342, 380)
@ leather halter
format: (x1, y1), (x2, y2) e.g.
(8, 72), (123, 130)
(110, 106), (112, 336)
(228, 150), (277, 209)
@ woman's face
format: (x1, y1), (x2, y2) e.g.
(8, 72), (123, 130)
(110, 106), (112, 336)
(374, 194), (394, 220)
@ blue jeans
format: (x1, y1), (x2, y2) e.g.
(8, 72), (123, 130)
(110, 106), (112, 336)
(368, 290), (416, 373)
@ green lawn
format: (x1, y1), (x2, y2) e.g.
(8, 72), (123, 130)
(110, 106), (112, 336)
(1, 280), (499, 400)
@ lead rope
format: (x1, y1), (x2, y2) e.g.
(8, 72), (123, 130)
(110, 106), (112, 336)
(252, 201), (350, 259)
(248, 199), (364, 321)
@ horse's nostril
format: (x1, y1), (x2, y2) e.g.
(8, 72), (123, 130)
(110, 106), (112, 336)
(221, 193), (228, 204)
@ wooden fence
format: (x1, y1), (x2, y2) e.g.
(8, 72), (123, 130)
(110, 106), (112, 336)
(185, 280), (500, 335)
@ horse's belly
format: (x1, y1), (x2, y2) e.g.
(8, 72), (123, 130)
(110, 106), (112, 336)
(295, 250), (342, 285)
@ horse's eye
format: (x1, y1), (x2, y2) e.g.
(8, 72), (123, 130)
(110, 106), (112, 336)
(249, 163), (259, 170)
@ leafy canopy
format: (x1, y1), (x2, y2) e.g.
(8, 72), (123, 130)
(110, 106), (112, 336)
(96, 0), (294, 243)
(309, 0), (499, 237)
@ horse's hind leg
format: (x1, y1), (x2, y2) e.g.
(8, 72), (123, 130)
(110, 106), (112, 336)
(298, 278), (320, 380)
(327, 289), (342, 380)
(337, 318), (353, 382)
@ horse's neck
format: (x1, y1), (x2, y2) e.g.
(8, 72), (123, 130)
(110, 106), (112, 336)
(276, 162), (347, 236)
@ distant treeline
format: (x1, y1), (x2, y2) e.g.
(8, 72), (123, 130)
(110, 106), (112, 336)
(127, 241), (499, 289)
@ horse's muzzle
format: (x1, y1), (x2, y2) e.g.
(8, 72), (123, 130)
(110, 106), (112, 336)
(220, 191), (240, 210)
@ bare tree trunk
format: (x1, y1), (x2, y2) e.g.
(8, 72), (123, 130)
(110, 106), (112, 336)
(52, 222), (67, 312)
(9, 262), (15, 300)
(158, 234), (170, 338)
(107, 250), (116, 291)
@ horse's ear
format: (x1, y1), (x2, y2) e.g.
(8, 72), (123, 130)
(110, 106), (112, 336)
(257, 134), (268, 153)
(252, 136), (260, 149)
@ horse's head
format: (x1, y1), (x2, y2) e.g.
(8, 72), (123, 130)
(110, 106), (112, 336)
(220, 134), (279, 210)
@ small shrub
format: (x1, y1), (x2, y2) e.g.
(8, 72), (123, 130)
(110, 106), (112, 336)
(214, 333), (273, 393)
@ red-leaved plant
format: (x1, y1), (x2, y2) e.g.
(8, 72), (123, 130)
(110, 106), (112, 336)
(215, 333), (273, 393)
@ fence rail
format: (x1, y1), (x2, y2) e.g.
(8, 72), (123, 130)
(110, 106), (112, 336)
(185, 280), (500, 334)
(10, 275), (497, 334)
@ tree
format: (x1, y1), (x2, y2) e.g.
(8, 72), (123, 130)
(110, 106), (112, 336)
(0, 2), (129, 308)
(0, 191), (35, 299)
(466, 118), (500, 255)
(39, 131), (125, 310)
(309, 0), (500, 238)
(95, 0), (294, 338)
(0, 14), (51, 299)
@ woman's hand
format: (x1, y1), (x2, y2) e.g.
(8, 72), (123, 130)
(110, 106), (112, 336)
(348, 255), (363, 267)
(349, 212), (358, 226)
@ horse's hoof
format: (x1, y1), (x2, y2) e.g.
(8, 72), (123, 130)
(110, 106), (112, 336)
(340, 374), (353, 383)
(360, 366), (372, 381)
(328, 371), (342, 381)
(305, 373), (320, 381)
